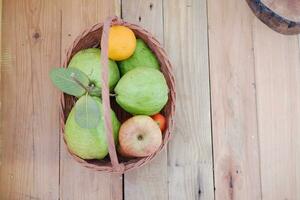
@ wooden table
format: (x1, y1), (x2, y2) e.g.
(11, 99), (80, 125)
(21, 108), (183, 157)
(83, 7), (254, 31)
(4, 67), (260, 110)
(1, 0), (300, 199)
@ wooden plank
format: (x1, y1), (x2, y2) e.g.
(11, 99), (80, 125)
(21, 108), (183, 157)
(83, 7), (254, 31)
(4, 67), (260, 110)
(207, 0), (262, 199)
(164, 0), (214, 199)
(121, 1), (168, 199)
(0, 0), (2, 167)
(253, 19), (300, 200)
(122, 0), (163, 42)
(59, 1), (122, 200)
(0, 0), (61, 199)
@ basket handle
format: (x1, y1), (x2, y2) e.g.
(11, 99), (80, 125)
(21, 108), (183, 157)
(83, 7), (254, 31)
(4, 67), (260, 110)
(100, 16), (124, 173)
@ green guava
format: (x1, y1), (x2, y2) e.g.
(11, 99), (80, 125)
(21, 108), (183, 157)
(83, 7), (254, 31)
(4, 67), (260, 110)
(64, 97), (120, 160)
(68, 48), (120, 91)
(114, 67), (169, 115)
(118, 39), (160, 76)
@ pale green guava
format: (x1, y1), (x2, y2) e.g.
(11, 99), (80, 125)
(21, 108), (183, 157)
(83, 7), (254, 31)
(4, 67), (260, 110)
(118, 39), (160, 76)
(64, 97), (120, 160)
(68, 48), (120, 91)
(114, 67), (169, 115)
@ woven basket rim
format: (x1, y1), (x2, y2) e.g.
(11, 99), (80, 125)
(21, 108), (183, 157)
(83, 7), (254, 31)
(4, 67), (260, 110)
(60, 17), (176, 173)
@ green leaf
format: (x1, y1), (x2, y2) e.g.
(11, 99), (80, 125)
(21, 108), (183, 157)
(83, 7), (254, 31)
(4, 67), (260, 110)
(74, 95), (101, 129)
(49, 68), (89, 97)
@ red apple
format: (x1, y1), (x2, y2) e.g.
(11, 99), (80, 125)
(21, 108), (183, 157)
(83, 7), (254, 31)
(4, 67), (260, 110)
(118, 115), (162, 157)
(118, 145), (133, 158)
(151, 113), (167, 132)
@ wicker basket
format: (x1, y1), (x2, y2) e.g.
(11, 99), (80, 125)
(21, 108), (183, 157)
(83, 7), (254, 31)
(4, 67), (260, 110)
(60, 16), (175, 173)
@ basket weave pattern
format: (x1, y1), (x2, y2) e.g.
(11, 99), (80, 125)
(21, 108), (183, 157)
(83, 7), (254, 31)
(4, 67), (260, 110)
(60, 17), (175, 173)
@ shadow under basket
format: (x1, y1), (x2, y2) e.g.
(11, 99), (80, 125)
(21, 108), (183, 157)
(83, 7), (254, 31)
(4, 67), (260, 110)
(60, 17), (176, 173)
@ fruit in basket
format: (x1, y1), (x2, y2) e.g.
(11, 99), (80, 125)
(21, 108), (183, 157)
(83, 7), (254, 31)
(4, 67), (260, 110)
(114, 67), (169, 115)
(151, 113), (166, 132)
(108, 26), (136, 61)
(118, 39), (159, 76)
(68, 48), (120, 92)
(118, 115), (162, 157)
(64, 97), (120, 160)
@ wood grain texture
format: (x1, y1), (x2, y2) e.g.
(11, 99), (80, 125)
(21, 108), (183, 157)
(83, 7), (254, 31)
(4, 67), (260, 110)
(253, 19), (300, 200)
(122, 0), (163, 42)
(208, 0), (262, 199)
(164, 0), (214, 199)
(0, 0), (2, 167)
(122, 1), (168, 199)
(59, 1), (122, 200)
(114, 0), (121, 17)
(0, 0), (61, 199)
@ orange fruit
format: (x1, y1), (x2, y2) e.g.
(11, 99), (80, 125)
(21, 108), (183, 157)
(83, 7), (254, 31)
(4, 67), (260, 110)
(108, 26), (136, 61)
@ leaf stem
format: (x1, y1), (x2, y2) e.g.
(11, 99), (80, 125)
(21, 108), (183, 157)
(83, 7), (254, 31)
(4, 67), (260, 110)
(109, 93), (117, 97)
(70, 73), (90, 93)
